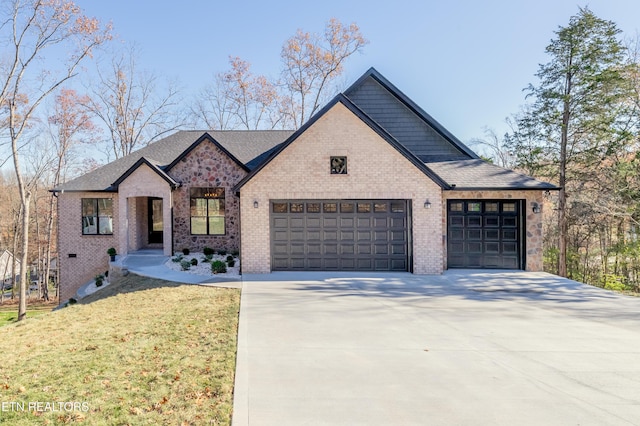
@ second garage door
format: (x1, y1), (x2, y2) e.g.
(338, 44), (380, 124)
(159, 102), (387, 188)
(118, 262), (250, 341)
(271, 200), (410, 271)
(447, 199), (524, 269)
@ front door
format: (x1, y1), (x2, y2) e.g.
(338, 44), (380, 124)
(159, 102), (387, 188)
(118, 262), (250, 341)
(148, 198), (163, 244)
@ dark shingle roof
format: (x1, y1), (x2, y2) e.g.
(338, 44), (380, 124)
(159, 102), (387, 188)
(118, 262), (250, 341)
(426, 159), (558, 190)
(54, 130), (293, 192)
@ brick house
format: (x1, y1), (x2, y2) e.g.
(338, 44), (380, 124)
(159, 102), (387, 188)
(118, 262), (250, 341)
(53, 68), (555, 300)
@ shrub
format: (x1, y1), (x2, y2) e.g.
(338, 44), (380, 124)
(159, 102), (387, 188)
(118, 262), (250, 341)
(107, 247), (117, 256)
(182, 248), (190, 255)
(227, 259), (235, 267)
(68, 298), (77, 305)
(226, 255), (234, 263)
(211, 260), (227, 274)
(172, 254), (184, 263)
(217, 249), (227, 256)
(203, 247), (214, 256)
(190, 258), (198, 266)
(180, 260), (192, 271)
(231, 250), (239, 257)
(94, 274), (104, 287)
(202, 254), (214, 263)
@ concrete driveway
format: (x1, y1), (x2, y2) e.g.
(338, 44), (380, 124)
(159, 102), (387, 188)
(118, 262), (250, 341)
(232, 270), (640, 425)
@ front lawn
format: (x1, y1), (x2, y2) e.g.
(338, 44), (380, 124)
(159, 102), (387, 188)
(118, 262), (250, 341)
(0, 303), (54, 327)
(0, 274), (240, 425)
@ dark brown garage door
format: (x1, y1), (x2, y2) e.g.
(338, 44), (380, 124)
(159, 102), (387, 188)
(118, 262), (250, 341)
(447, 200), (524, 269)
(271, 200), (410, 271)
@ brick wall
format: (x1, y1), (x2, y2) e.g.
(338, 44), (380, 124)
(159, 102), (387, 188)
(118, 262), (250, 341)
(240, 102), (444, 274)
(58, 192), (118, 301)
(117, 165), (173, 256)
(442, 190), (545, 271)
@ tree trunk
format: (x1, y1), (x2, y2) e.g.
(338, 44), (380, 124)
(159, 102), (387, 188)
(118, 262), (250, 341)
(43, 192), (55, 302)
(558, 69), (572, 278)
(18, 192), (29, 321)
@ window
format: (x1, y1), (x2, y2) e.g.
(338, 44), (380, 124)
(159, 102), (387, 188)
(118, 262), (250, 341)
(307, 203), (321, 213)
(272, 203), (288, 213)
(503, 203), (517, 213)
(340, 202), (354, 213)
(190, 188), (225, 235)
(290, 203), (304, 213)
(330, 156), (347, 174)
(323, 202), (337, 213)
(82, 198), (113, 235)
(467, 202), (481, 212)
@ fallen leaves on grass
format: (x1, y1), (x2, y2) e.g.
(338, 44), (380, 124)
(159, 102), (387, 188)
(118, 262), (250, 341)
(0, 274), (240, 425)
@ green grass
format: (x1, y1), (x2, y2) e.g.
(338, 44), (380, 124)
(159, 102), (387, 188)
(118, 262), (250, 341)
(0, 274), (240, 425)
(0, 304), (54, 327)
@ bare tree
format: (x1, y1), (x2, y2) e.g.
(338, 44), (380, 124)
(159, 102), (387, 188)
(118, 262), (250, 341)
(193, 18), (368, 130)
(193, 57), (284, 130)
(469, 127), (517, 168)
(41, 88), (95, 301)
(83, 44), (183, 159)
(0, 0), (111, 320)
(280, 18), (368, 127)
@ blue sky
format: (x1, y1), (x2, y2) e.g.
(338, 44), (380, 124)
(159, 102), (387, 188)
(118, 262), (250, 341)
(75, 0), (640, 144)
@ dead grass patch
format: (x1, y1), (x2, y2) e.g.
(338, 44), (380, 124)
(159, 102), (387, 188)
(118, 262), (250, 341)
(0, 274), (240, 425)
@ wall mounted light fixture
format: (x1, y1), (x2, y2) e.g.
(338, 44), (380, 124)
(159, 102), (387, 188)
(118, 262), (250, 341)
(253, 200), (259, 208)
(424, 200), (432, 209)
(532, 202), (541, 214)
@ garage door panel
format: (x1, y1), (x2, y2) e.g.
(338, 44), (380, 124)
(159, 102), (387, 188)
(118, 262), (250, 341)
(373, 217), (387, 228)
(290, 244), (305, 255)
(307, 258), (322, 269)
(340, 244), (355, 254)
(467, 229), (481, 240)
(324, 244), (338, 255)
(323, 230), (338, 240)
(357, 244), (371, 254)
(357, 231), (371, 241)
(291, 217), (305, 227)
(375, 244), (388, 254)
(448, 200), (523, 269)
(290, 258), (306, 269)
(390, 218), (405, 228)
(391, 231), (405, 241)
(357, 217), (371, 227)
(503, 242), (518, 253)
(503, 217), (517, 227)
(273, 231), (288, 241)
(324, 258), (339, 269)
(340, 258), (356, 269)
(357, 258), (373, 269)
(502, 230), (517, 241)
(271, 200), (409, 272)
(391, 259), (407, 270)
(449, 216), (464, 227)
(391, 244), (406, 255)
(374, 231), (387, 241)
(324, 217), (338, 227)
(273, 217), (288, 228)
(273, 243), (289, 255)
(340, 217), (354, 227)
(340, 231), (354, 241)
(307, 217), (321, 227)
(273, 258), (289, 269)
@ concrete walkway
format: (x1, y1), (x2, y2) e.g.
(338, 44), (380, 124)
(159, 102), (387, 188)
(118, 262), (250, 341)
(73, 250), (241, 300)
(118, 249), (241, 288)
(233, 270), (640, 425)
